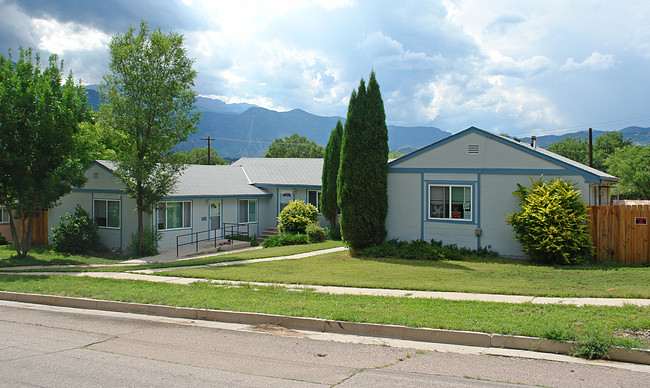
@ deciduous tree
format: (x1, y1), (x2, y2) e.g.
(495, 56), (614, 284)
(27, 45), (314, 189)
(0, 47), (91, 258)
(606, 145), (650, 199)
(99, 21), (200, 256)
(265, 133), (324, 158)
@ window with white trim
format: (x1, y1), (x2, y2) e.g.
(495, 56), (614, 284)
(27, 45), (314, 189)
(307, 190), (321, 211)
(239, 199), (257, 223)
(94, 199), (120, 228)
(429, 185), (472, 220)
(157, 201), (191, 230)
(0, 207), (10, 224)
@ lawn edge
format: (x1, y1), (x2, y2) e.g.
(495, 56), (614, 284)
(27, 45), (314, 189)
(0, 290), (647, 365)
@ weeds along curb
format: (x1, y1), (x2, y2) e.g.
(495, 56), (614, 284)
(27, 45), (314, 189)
(0, 290), (648, 365)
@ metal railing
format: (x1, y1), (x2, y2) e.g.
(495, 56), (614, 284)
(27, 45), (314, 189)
(175, 223), (252, 257)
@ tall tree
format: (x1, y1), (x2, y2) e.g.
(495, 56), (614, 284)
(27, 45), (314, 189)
(265, 133), (324, 158)
(606, 145), (650, 199)
(99, 21), (200, 256)
(176, 147), (227, 165)
(546, 132), (631, 172)
(320, 120), (343, 228)
(546, 136), (588, 166)
(0, 48), (91, 258)
(337, 71), (389, 252)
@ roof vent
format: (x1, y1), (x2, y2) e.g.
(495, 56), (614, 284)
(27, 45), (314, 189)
(92, 172), (99, 180)
(468, 144), (479, 154)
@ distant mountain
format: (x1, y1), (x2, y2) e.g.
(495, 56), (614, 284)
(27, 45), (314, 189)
(520, 127), (650, 148)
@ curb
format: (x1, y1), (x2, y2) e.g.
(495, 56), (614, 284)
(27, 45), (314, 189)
(0, 290), (647, 365)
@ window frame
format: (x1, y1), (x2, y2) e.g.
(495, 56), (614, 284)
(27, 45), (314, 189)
(157, 201), (192, 230)
(307, 190), (321, 212)
(0, 207), (10, 224)
(94, 199), (121, 229)
(428, 184), (473, 222)
(239, 199), (258, 224)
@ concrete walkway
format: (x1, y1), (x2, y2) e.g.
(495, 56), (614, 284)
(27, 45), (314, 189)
(2, 245), (649, 307)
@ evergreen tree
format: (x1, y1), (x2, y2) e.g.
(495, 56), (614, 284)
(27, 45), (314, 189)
(320, 120), (343, 228)
(337, 71), (388, 252)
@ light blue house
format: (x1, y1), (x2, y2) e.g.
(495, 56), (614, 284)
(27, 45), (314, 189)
(48, 158), (323, 252)
(386, 127), (617, 257)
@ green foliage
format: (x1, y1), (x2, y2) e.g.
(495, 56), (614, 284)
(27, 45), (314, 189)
(360, 239), (497, 261)
(265, 133), (324, 158)
(277, 200), (318, 234)
(388, 150), (405, 159)
(175, 147), (227, 165)
(570, 330), (613, 360)
(320, 121), (343, 228)
(51, 205), (101, 254)
(506, 177), (592, 265)
(262, 233), (310, 248)
(99, 21), (200, 256)
(229, 234), (259, 246)
(306, 223), (326, 243)
(127, 225), (161, 257)
(606, 145), (650, 199)
(338, 71), (389, 251)
(0, 233), (8, 245)
(325, 225), (342, 241)
(547, 136), (588, 166)
(546, 132), (632, 173)
(0, 47), (92, 258)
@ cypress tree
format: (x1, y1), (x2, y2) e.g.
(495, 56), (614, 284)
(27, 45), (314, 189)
(337, 72), (388, 252)
(320, 120), (343, 228)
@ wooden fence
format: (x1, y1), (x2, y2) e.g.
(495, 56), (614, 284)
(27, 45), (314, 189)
(1, 211), (49, 246)
(587, 205), (650, 264)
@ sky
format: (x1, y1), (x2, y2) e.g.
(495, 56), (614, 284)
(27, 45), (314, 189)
(2, 0), (650, 137)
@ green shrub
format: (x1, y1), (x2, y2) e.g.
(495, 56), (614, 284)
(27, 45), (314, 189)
(277, 200), (318, 234)
(306, 223), (326, 243)
(229, 234), (259, 246)
(127, 226), (161, 257)
(570, 330), (613, 360)
(506, 177), (592, 265)
(262, 233), (310, 248)
(360, 239), (497, 261)
(325, 225), (341, 241)
(51, 205), (101, 254)
(0, 233), (7, 245)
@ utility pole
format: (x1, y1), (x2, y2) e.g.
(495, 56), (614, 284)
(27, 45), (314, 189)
(201, 136), (215, 164)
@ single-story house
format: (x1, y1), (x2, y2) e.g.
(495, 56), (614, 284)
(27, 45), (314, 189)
(0, 206), (11, 241)
(48, 158), (324, 252)
(385, 127), (617, 257)
(48, 127), (616, 257)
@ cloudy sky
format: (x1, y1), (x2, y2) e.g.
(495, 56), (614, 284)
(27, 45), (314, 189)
(2, 0), (650, 137)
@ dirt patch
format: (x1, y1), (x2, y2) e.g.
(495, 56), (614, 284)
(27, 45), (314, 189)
(616, 329), (650, 346)
(251, 323), (305, 338)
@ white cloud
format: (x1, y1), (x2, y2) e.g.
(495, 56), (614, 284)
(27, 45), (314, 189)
(30, 18), (110, 54)
(561, 51), (616, 71)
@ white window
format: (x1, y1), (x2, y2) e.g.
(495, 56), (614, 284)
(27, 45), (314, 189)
(0, 207), (9, 224)
(94, 200), (120, 228)
(308, 190), (320, 211)
(429, 185), (472, 220)
(157, 201), (191, 230)
(239, 199), (257, 223)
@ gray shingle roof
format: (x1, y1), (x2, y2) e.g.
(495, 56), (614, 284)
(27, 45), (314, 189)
(170, 165), (271, 198)
(233, 158), (324, 187)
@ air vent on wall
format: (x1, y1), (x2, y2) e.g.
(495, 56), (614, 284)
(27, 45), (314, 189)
(468, 144), (479, 154)
(92, 172), (99, 179)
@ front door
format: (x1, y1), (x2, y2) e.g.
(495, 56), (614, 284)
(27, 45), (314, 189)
(279, 189), (293, 213)
(210, 201), (221, 230)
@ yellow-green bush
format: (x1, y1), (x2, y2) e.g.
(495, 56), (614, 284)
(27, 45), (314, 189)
(506, 177), (592, 265)
(277, 200), (318, 234)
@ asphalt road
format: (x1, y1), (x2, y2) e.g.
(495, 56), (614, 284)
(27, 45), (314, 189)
(0, 300), (647, 387)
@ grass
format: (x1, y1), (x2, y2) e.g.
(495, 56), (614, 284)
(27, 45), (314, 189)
(0, 240), (345, 272)
(163, 252), (650, 298)
(0, 274), (647, 351)
(0, 245), (123, 267)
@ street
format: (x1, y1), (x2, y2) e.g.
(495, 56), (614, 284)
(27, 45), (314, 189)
(0, 300), (647, 387)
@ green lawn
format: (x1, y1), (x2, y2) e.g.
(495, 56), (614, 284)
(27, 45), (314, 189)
(0, 274), (647, 351)
(0, 245), (123, 267)
(164, 252), (650, 298)
(0, 241), (345, 272)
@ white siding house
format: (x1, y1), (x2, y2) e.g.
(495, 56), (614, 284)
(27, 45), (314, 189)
(386, 127), (618, 257)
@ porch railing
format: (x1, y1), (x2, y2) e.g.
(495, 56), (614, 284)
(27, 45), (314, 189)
(175, 223), (251, 257)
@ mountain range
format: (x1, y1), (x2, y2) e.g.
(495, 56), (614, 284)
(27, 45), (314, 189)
(85, 86), (649, 158)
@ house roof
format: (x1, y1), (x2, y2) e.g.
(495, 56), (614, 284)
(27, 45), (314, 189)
(92, 160), (272, 199)
(232, 158), (323, 188)
(389, 126), (618, 184)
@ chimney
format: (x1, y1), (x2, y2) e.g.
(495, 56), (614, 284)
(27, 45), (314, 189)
(530, 136), (537, 148)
